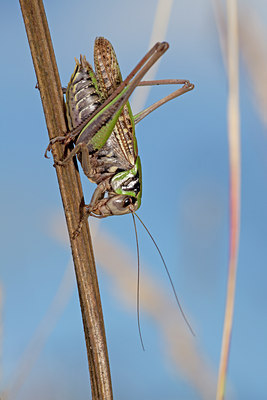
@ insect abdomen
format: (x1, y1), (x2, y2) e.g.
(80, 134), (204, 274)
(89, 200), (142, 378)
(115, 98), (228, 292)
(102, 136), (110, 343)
(66, 55), (102, 130)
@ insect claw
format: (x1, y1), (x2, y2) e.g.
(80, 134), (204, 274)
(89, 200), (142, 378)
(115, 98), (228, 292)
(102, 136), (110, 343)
(71, 206), (92, 239)
(184, 80), (194, 91)
(44, 135), (69, 159)
(72, 226), (81, 239)
(72, 219), (85, 239)
(44, 147), (51, 159)
(156, 41), (169, 52)
(53, 159), (64, 167)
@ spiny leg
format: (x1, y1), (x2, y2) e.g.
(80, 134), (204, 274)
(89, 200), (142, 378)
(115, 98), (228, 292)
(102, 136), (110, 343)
(65, 42), (171, 157)
(67, 42), (170, 148)
(44, 135), (69, 158)
(46, 42), (170, 159)
(134, 79), (194, 124)
(44, 120), (89, 158)
(54, 142), (96, 181)
(72, 179), (110, 238)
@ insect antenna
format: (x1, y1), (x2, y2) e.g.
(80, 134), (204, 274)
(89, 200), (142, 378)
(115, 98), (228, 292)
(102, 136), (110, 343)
(133, 212), (195, 337)
(131, 213), (145, 351)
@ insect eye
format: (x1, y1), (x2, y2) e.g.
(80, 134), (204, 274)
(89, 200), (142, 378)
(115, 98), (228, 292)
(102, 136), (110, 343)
(123, 197), (131, 207)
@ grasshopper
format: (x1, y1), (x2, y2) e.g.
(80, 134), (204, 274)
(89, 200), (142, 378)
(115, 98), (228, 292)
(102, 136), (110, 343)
(47, 37), (194, 233)
(47, 38), (195, 341)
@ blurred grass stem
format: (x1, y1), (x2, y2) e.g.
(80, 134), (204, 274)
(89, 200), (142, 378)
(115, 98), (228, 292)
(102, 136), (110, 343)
(19, 0), (113, 398)
(216, 0), (241, 399)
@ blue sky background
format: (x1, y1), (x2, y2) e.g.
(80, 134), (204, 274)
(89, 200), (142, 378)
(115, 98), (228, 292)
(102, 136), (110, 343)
(1, 0), (267, 399)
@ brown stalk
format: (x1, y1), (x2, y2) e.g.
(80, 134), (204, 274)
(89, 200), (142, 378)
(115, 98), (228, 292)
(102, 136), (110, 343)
(19, 0), (113, 399)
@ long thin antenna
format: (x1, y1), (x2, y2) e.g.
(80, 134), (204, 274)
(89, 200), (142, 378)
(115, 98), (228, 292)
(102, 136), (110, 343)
(131, 213), (145, 351)
(134, 213), (195, 336)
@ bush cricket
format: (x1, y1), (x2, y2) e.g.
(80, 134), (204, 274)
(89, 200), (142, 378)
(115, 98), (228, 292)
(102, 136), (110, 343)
(46, 37), (195, 345)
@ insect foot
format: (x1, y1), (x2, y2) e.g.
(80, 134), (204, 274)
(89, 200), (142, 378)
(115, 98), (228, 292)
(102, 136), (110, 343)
(184, 80), (194, 91)
(72, 225), (82, 239)
(53, 159), (65, 168)
(72, 206), (92, 239)
(156, 41), (169, 53)
(44, 136), (67, 158)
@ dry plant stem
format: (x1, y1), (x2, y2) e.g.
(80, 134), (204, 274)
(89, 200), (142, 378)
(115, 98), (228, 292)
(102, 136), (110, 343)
(216, 0), (240, 399)
(19, 0), (113, 399)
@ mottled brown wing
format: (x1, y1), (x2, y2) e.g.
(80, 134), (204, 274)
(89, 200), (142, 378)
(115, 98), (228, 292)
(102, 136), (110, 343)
(94, 37), (137, 166)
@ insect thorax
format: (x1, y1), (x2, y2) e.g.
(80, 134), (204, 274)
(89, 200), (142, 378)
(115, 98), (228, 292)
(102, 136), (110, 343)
(110, 158), (141, 197)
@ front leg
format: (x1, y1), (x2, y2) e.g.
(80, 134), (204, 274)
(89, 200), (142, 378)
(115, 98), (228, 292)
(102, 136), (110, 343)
(54, 142), (95, 178)
(44, 135), (68, 159)
(72, 179), (111, 238)
(44, 117), (91, 159)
